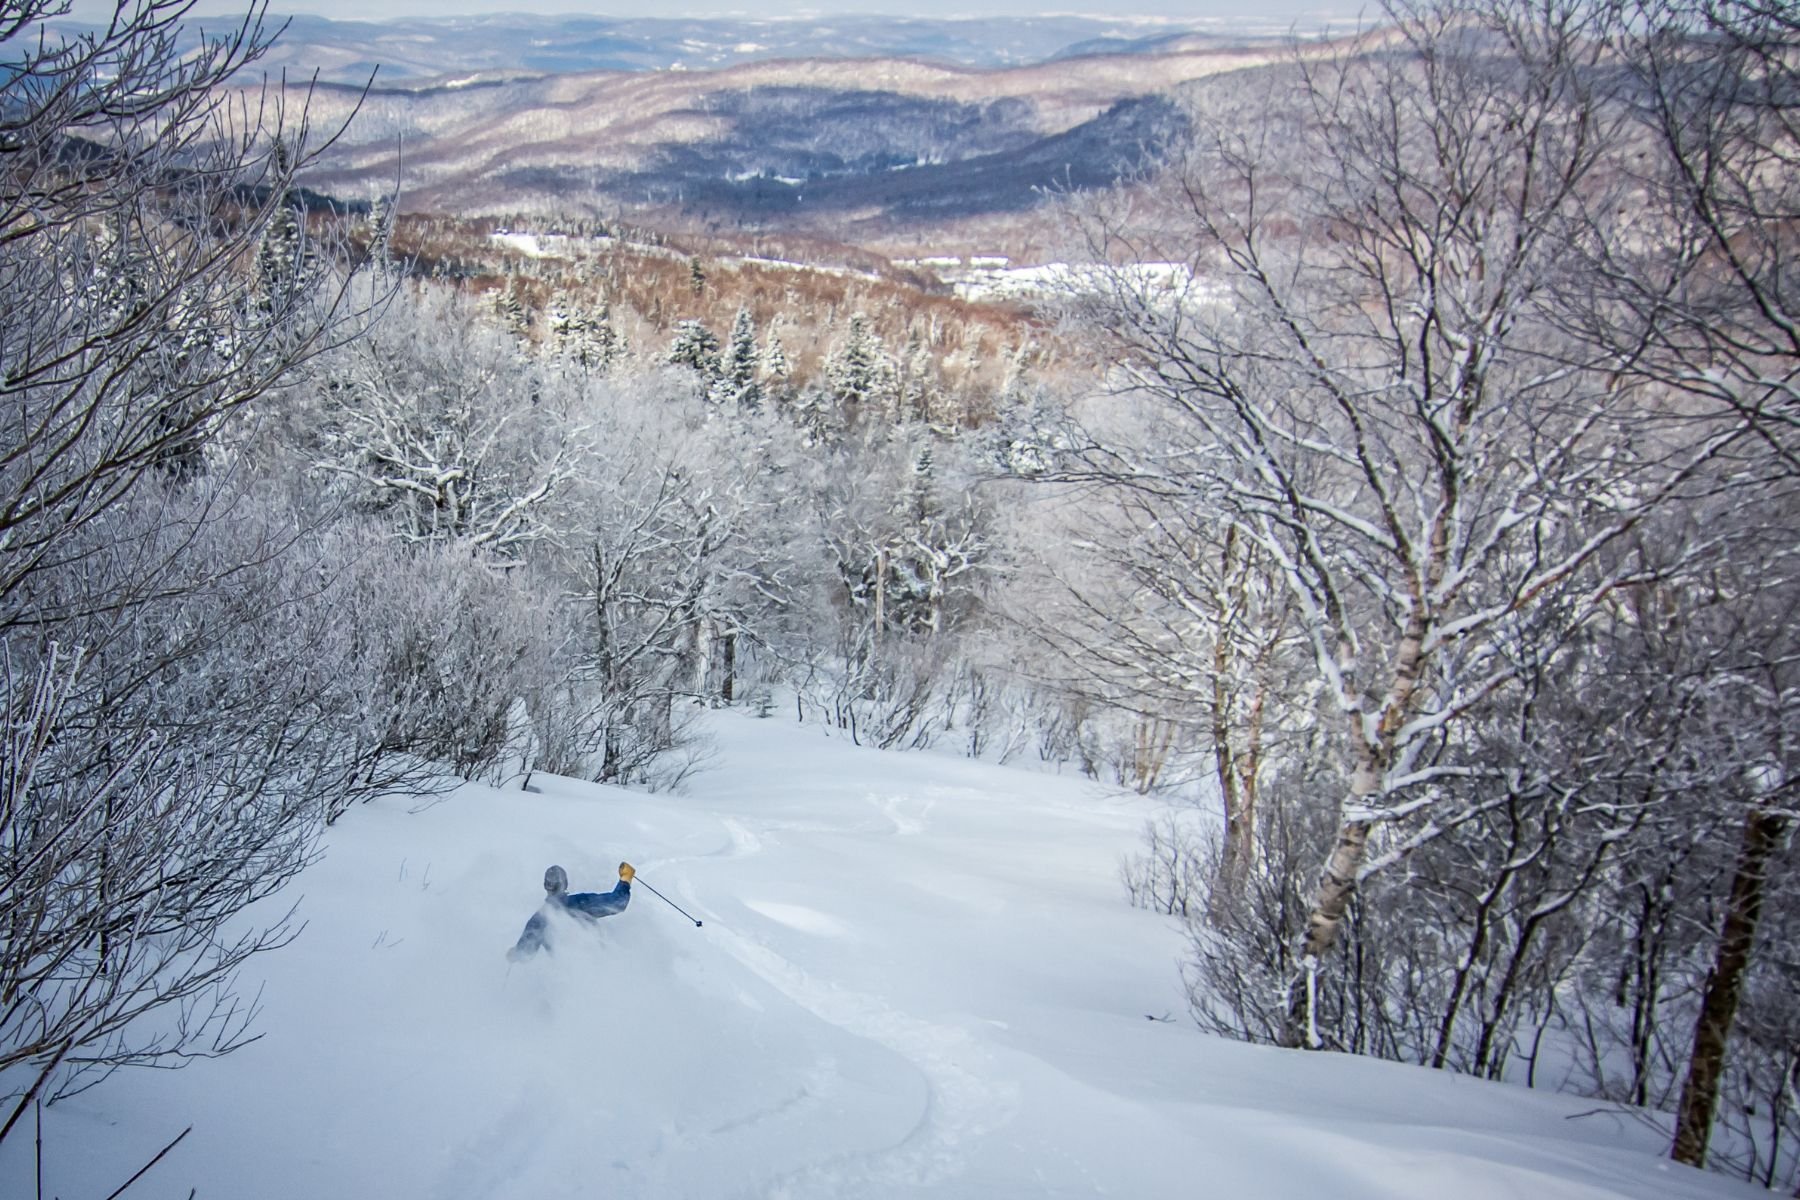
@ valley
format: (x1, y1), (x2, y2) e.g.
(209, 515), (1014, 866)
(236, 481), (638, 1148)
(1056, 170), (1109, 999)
(251, 15), (1330, 258)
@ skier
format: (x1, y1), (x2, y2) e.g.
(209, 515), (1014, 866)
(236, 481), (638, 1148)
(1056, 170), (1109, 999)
(508, 862), (634, 959)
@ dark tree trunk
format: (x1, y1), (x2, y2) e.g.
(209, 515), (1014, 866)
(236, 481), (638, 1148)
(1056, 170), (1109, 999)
(721, 632), (736, 704)
(1671, 807), (1785, 1168)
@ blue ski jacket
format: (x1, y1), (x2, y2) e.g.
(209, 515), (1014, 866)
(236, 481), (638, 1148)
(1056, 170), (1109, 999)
(512, 880), (630, 956)
(564, 881), (632, 919)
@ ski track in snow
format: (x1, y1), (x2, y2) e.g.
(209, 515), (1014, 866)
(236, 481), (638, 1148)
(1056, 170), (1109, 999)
(705, 915), (1018, 1197)
(869, 791), (934, 836)
(721, 815), (765, 857)
(435, 1084), (548, 1199)
(642, 813), (765, 871)
(673, 807), (1017, 1198)
(742, 900), (852, 938)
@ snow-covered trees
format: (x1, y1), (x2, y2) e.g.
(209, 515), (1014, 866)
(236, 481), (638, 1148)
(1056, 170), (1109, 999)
(501, 372), (822, 781)
(15, 0), (1793, 1187)
(1054, 0), (1798, 1187)
(553, 420), (738, 780)
(720, 307), (763, 410)
(256, 137), (306, 310)
(1023, 479), (1298, 880)
(305, 288), (575, 560)
(824, 313), (899, 417)
(667, 318), (722, 388)
(366, 192), (397, 276)
(804, 429), (996, 748)
(1595, 0), (1800, 483)
(546, 294), (623, 375)
(491, 285), (528, 337)
(761, 330), (792, 397)
(0, 0), (392, 1144)
(1066, 0), (1713, 1047)
(1, 643), (312, 1132)
(1594, 1), (1800, 1171)
(325, 524), (556, 794)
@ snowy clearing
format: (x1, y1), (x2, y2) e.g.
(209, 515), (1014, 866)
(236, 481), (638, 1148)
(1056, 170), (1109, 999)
(901, 257), (1202, 304)
(490, 231), (554, 258)
(4, 711), (1762, 1199)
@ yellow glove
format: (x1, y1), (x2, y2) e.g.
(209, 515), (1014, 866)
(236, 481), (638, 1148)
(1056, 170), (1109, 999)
(619, 862), (635, 883)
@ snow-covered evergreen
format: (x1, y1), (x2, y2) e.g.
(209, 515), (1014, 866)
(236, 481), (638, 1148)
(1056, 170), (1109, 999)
(824, 313), (899, 417)
(667, 317), (722, 387)
(720, 306), (763, 411)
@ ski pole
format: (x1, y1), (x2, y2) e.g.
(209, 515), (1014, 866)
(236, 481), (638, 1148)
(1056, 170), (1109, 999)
(635, 874), (702, 927)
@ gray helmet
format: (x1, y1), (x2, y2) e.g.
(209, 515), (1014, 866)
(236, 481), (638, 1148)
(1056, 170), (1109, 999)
(543, 864), (569, 896)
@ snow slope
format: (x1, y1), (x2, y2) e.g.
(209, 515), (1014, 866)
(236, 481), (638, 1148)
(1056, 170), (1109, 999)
(5, 711), (1765, 1199)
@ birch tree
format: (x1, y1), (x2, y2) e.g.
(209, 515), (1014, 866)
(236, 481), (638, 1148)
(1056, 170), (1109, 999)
(1024, 485), (1299, 891)
(1066, 0), (1739, 1048)
(1577, 0), (1800, 1168)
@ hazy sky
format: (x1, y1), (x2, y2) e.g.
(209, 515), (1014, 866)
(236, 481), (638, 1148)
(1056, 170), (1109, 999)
(77, 1), (1353, 23)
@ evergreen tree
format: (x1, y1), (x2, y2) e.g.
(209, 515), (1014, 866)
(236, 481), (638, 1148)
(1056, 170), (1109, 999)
(85, 222), (224, 479)
(907, 444), (935, 522)
(900, 329), (938, 426)
(825, 314), (898, 416)
(154, 291), (222, 480)
(951, 335), (983, 406)
(761, 330), (790, 389)
(721, 307), (763, 411)
(492, 285), (528, 338)
(585, 300), (624, 374)
(667, 319), (721, 384)
(84, 214), (151, 329)
(544, 293), (621, 375)
(688, 255), (707, 295)
(999, 338), (1033, 404)
(545, 293), (581, 357)
(256, 137), (304, 310)
(872, 437), (984, 637)
(367, 192), (396, 277)
(988, 389), (1061, 477)
(791, 383), (840, 446)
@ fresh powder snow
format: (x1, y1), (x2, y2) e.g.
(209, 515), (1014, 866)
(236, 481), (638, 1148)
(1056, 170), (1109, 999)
(2, 711), (1764, 1199)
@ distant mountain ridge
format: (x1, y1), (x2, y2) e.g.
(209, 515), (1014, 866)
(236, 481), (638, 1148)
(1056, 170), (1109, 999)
(1, 11), (1354, 254)
(269, 29), (1309, 251)
(36, 11), (1341, 251)
(46, 12), (1317, 85)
